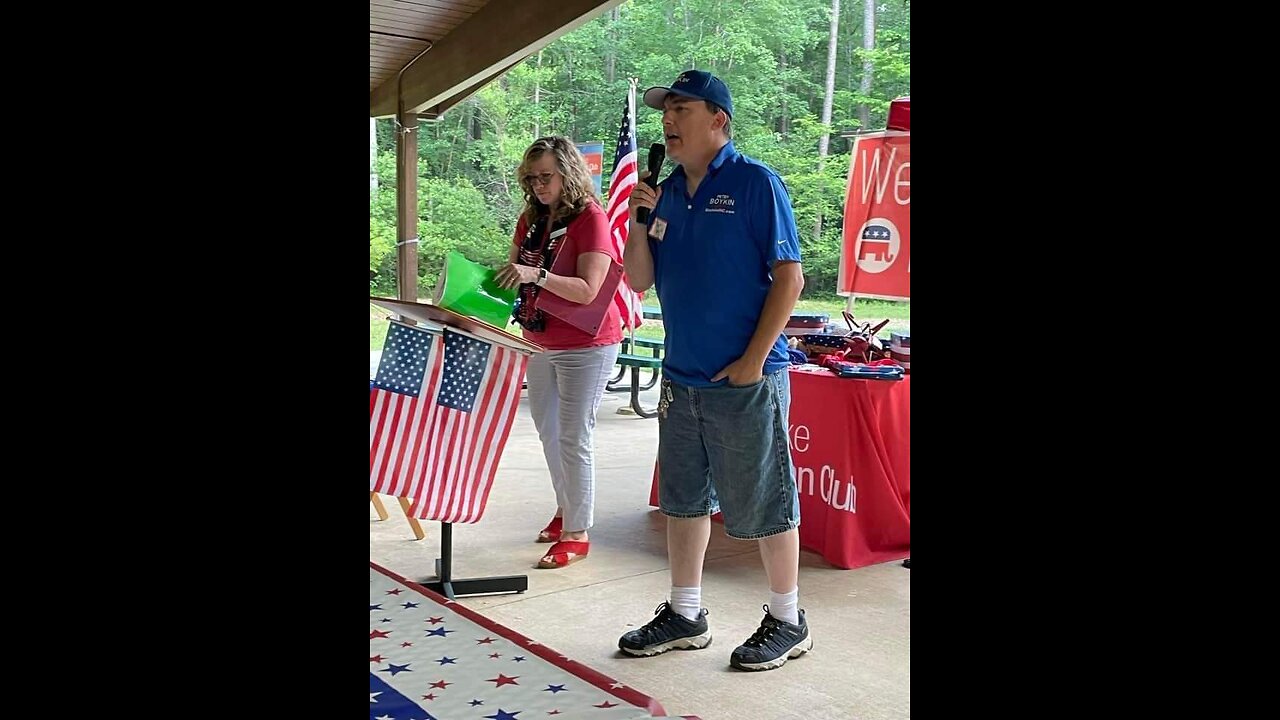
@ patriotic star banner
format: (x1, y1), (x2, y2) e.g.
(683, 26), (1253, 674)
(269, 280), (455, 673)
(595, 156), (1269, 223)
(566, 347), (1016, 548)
(370, 321), (530, 523)
(371, 562), (691, 720)
(837, 130), (911, 300)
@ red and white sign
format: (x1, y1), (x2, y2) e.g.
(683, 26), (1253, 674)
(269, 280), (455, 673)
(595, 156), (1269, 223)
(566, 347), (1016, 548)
(887, 96), (910, 131)
(837, 131), (910, 300)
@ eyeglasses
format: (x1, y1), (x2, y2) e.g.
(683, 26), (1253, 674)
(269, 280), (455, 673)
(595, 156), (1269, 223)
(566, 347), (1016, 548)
(523, 172), (558, 187)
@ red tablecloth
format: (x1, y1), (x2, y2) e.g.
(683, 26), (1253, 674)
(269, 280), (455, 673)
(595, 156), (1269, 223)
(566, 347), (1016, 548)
(649, 368), (910, 569)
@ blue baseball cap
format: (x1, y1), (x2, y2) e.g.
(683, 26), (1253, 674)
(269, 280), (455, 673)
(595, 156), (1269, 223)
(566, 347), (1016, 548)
(642, 70), (734, 119)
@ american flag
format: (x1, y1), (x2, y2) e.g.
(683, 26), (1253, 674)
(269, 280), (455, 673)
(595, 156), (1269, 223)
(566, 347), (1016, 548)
(604, 79), (645, 330)
(370, 562), (672, 720)
(370, 324), (529, 524)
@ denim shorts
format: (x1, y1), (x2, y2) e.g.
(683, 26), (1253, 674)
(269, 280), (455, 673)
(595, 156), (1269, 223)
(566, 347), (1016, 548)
(657, 368), (800, 539)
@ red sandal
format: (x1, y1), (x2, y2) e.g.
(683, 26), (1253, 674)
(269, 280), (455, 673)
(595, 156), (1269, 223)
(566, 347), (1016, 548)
(537, 540), (589, 569)
(536, 516), (563, 543)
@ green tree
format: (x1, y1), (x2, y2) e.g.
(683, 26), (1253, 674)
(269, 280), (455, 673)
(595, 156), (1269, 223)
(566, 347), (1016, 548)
(371, 0), (910, 298)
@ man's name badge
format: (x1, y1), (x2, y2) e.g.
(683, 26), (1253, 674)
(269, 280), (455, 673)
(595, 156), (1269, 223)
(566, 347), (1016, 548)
(650, 217), (668, 241)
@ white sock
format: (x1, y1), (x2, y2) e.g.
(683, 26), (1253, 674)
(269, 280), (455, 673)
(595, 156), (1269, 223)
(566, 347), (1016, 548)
(670, 585), (702, 622)
(769, 587), (799, 625)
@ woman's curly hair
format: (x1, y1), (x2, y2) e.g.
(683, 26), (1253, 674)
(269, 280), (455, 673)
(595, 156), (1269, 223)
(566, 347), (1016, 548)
(517, 136), (600, 226)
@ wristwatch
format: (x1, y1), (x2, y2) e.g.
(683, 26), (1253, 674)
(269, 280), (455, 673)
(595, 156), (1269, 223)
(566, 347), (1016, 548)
(535, 268), (549, 287)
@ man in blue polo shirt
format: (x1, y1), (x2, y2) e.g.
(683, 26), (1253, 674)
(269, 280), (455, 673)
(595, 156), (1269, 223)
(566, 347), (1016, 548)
(617, 70), (810, 672)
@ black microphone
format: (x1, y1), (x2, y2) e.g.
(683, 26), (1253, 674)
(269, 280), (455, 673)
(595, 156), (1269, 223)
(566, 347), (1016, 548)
(635, 143), (665, 223)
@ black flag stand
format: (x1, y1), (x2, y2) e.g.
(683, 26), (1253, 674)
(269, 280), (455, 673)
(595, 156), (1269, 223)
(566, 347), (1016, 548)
(418, 522), (528, 599)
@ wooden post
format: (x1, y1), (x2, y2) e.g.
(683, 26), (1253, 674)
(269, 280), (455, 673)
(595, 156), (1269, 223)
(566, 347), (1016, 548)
(396, 111), (419, 303)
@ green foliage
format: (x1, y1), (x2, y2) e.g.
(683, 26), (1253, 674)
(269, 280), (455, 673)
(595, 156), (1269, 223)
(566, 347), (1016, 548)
(416, 176), (511, 295)
(371, 0), (909, 299)
(369, 154), (512, 296)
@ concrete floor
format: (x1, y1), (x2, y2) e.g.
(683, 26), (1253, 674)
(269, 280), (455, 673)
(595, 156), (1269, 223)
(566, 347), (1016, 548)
(371, 376), (910, 720)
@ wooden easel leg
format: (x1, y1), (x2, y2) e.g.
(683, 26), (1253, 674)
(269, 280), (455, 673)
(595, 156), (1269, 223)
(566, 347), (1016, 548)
(397, 496), (426, 540)
(370, 491), (389, 520)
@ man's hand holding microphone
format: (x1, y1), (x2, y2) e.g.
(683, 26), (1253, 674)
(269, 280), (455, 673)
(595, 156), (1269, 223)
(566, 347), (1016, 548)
(628, 143), (665, 225)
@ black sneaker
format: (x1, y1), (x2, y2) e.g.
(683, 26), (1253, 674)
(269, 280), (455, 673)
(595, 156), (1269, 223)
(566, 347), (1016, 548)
(729, 605), (812, 671)
(618, 601), (713, 656)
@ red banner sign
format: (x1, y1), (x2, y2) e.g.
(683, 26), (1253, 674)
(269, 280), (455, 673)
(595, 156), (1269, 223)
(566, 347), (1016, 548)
(837, 131), (910, 300)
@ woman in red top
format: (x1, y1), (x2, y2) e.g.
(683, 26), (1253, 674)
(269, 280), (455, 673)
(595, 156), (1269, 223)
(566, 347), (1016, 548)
(495, 136), (622, 569)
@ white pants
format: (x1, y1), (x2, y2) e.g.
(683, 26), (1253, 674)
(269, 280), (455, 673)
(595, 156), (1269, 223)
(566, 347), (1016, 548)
(525, 343), (620, 532)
